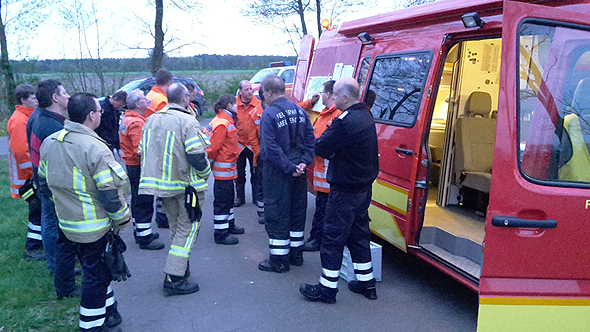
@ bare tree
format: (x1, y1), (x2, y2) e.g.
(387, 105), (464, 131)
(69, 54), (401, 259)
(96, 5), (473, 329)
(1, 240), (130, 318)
(149, 0), (201, 75)
(0, 0), (49, 107)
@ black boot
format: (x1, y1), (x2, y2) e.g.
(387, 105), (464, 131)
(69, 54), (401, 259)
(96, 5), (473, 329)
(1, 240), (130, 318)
(299, 283), (337, 304)
(138, 233), (164, 250)
(184, 261), (190, 279)
(348, 279), (377, 300)
(215, 235), (239, 245)
(303, 238), (320, 252)
(229, 221), (244, 234)
(258, 255), (289, 273)
(163, 274), (199, 295)
(289, 247), (304, 266)
(258, 212), (265, 224)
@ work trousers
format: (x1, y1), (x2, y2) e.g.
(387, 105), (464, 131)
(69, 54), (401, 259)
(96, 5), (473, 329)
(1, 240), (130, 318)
(309, 191), (329, 243)
(235, 147), (256, 201)
(24, 195), (43, 252)
(155, 197), (168, 227)
(126, 165), (155, 244)
(162, 192), (204, 276)
(75, 234), (118, 332)
(255, 164), (264, 217)
(319, 190), (375, 291)
(213, 179), (235, 241)
(40, 192), (58, 272)
(263, 163), (306, 260)
(55, 228), (78, 296)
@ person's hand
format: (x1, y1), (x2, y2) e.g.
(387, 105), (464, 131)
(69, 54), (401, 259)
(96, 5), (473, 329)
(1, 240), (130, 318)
(292, 163), (306, 177)
(311, 93), (320, 105)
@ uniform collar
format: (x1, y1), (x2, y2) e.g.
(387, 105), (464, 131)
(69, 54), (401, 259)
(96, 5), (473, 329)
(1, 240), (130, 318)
(63, 120), (107, 144)
(124, 110), (146, 119)
(237, 95), (260, 108)
(320, 104), (338, 115)
(165, 103), (192, 115)
(15, 105), (35, 116)
(151, 85), (167, 96)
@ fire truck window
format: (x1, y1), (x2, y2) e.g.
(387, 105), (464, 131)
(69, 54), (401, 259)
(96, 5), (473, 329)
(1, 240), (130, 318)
(367, 52), (432, 126)
(280, 69), (295, 84)
(357, 56), (371, 93)
(518, 21), (590, 185)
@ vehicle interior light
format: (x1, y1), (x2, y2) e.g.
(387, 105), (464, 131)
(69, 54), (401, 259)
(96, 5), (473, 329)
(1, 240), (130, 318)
(461, 12), (486, 29)
(357, 32), (374, 44)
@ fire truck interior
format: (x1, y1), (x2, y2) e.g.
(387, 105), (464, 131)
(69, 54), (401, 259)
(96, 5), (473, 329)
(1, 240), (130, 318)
(420, 38), (502, 280)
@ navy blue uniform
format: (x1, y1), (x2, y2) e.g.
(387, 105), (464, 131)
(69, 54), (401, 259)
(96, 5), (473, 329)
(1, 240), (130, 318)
(315, 102), (379, 295)
(259, 96), (315, 266)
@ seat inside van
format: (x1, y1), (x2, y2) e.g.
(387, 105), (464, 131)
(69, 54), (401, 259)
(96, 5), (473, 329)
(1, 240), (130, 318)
(454, 91), (496, 193)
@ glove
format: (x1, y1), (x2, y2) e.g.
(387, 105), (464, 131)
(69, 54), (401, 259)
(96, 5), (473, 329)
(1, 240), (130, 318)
(104, 231), (131, 282)
(18, 178), (36, 202)
(185, 185), (202, 223)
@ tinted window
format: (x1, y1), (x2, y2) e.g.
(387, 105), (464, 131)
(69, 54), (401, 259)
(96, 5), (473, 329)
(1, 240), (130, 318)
(367, 52), (432, 126)
(357, 56), (371, 92)
(518, 21), (590, 186)
(280, 69), (295, 84)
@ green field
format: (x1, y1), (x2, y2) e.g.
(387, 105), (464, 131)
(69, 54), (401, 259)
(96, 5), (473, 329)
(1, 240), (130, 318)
(0, 160), (80, 331)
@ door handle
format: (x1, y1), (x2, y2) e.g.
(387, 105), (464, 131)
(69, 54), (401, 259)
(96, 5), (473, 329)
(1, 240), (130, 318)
(492, 216), (557, 228)
(395, 147), (414, 155)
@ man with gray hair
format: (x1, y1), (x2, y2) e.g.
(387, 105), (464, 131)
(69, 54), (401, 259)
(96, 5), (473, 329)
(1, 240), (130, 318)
(120, 90), (164, 250)
(139, 83), (211, 295)
(258, 74), (315, 273)
(300, 77), (379, 304)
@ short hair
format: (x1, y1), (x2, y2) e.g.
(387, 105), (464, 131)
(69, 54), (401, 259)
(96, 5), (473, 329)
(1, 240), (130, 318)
(258, 85), (265, 103)
(155, 68), (173, 86)
(336, 80), (360, 101)
(112, 90), (127, 102)
(15, 84), (36, 105)
(126, 90), (142, 109)
(238, 80), (251, 91)
(261, 74), (285, 94)
(214, 94), (237, 113)
(365, 89), (377, 109)
(68, 92), (98, 124)
(323, 80), (336, 95)
(167, 83), (187, 104)
(185, 83), (196, 92)
(36, 79), (62, 108)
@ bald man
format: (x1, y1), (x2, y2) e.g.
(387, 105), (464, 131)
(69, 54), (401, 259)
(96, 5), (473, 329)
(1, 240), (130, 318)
(300, 77), (379, 304)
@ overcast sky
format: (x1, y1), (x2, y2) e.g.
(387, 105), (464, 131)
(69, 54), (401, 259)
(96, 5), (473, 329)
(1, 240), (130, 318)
(7, 0), (401, 60)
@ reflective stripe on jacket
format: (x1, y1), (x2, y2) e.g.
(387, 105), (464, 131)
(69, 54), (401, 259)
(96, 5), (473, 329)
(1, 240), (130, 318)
(7, 105), (34, 198)
(236, 95), (260, 151)
(39, 120), (131, 243)
(204, 110), (239, 180)
(559, 113), (590, 182)
(145, 85), (168, 118)
(313, 105), (341, 193)
(139, 103), (211, 196)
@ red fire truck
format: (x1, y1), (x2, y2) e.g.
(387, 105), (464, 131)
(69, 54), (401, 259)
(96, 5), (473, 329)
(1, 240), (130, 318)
(292, 0), (590, 330)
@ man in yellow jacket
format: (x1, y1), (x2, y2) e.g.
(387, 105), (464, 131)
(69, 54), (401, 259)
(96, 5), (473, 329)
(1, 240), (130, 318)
(39, 92), (130, 332)
(139, 83), (211, 295)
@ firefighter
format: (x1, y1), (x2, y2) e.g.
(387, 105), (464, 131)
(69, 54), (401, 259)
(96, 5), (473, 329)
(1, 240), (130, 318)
(204, 94), (245, 245)
(8, 84), (44, 260)
(39, 92), (130, 332)
(304, 80), (342, 252)
(258, 74), (315, 273)
(119, 89), (164, 250)
(145, 68), (173, 229)
(234, 80), (261, 207)
(139, 83), (210, 295)
(300, 77), (379, 304)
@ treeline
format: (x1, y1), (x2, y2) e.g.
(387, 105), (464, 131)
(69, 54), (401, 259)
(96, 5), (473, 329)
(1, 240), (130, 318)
(11, 54), (298, 74)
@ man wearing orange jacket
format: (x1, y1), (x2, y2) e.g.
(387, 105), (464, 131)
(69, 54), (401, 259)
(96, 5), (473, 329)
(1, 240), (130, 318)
(145, 68), (173, 228)
(8, 84), (44, 260)
(120, 90), (165, 250)
(304, 80), (341, 252)
(234, 80), (261, 207)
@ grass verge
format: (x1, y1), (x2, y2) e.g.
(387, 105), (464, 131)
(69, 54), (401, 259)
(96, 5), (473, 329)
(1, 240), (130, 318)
(0, 160), (79, 332)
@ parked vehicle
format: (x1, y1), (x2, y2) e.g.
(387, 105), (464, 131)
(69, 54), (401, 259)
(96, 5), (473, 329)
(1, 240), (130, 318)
(118, 76), (206, 115)
(293, 0), (590, 330)
(249, 61), (295, 98)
